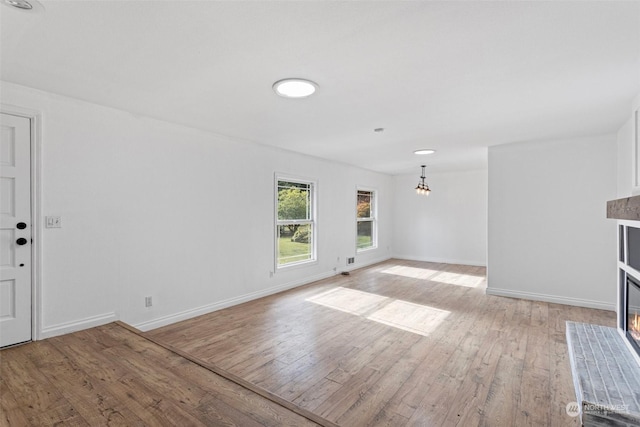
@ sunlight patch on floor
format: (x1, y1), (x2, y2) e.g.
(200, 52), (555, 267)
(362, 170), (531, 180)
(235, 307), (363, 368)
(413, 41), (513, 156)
(367, 300), (449, 336)
(306, 287), (387, 315)
(380, 265), (439, 280)
(431, 272), (484, 288)
(306, 287), (449, 336)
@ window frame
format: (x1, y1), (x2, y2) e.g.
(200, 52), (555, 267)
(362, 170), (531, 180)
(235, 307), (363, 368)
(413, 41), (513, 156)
(274, 174), (318, 270)
(356, 187), (377, 252)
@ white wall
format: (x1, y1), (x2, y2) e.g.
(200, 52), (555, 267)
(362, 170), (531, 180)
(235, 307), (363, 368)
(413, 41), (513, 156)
(1, 81), (393, 337)
(487, 135), (618, 310)
(618, 92), (640, 198)
(392, 169), (487, 266)
(617, 117), (633, 198)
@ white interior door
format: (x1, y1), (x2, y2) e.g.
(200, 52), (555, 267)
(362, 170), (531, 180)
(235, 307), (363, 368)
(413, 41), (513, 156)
(0, 113), (32, 347)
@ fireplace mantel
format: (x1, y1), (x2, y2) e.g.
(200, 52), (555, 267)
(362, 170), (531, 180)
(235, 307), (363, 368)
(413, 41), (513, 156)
(607, 195), (640, 221)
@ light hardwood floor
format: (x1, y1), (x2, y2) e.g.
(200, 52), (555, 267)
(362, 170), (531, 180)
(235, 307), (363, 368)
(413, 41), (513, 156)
(0, 322), (319, 426)
(1, 259), (616, 426)
(147, 259), (615, 426)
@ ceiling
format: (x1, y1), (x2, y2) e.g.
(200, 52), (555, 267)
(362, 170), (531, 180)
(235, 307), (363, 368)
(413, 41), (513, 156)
(1, 1), (639, 175)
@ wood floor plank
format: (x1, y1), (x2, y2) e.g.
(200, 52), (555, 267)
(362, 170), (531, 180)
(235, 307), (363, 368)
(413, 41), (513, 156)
(380, 338), (454, 420)
(52, 333), (213, 426)
(25, 339), (147, 427)
(478, 351), (523, 427)
(0, 375), (31, 427)
(121, 339), (318, 427)
(273, 341), (359, 402)
(335, 336), (434, 426)
(381, 287), (490, 420)
(316, 330), (421, 423)
(1, 323), (321, 427)
(293, 377), (344, 411)
(324, 329), (402, 385)
(315, 366), (380, 422)
(1, 346), (89, 426)
(406, 311), (494, 425)
(478, 315), (530, 427)
(441, 330), (505, 426)
(122, 323), (332, 427)
(516, 328), (551, 426)
(367, 410), (410, 427)
(516, 369), (551, 426)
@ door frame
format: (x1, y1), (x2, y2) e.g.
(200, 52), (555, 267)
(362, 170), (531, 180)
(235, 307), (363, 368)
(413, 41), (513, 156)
(1, 103), (42, 342)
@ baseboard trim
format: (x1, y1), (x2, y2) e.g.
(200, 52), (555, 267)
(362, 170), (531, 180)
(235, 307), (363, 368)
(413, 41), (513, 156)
(485, 287), (615, 311)
(135, 257), (393, 332)
(39, 312), (118, 339)
(133, 270), (340, 332)
(38, 258), (395, 337)
(393, 254), (486, 267)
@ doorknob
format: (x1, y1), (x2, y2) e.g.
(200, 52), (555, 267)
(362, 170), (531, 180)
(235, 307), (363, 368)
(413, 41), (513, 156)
(16, 238), (28, 246)
(16, 222), (27, 229)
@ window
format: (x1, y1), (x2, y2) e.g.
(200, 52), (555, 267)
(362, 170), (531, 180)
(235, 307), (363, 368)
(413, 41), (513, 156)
(357, 189), (376, 251)
(276, 178), (316, 267)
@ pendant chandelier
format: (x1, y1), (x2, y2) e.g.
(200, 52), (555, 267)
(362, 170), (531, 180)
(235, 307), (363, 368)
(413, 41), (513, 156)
(415, 165), (431, 196)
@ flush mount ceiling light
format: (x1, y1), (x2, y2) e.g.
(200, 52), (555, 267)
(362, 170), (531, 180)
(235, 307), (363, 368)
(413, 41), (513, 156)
(414, 149), (436, 155)
(415, 165), (431, 196)
(2, 0), (32, 9)
(273, 78), (318, 98)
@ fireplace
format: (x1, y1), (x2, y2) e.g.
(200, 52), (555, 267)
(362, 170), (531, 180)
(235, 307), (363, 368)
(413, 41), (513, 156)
(606, 195), (640, 367)
(616, 219), (640, 364)
(562, 195), (640, 425)
(560, 195), (640, 426)
(627, 275), (640, 357)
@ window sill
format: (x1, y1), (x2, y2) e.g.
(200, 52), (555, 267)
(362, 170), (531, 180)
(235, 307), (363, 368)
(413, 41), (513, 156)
(276, 259), (318, 272)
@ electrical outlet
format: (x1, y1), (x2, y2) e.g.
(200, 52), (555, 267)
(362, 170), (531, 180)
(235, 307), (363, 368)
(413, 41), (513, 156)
(145, 296), (152, 307)
(347, 257), (355, 265)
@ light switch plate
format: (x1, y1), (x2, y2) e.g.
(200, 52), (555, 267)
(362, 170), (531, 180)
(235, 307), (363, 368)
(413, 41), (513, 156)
(45, 216), (61, 228)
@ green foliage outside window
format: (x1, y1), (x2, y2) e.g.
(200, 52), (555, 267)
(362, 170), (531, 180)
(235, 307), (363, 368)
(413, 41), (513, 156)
(277, 180), (313, 265)
(357, 190), (375, 250)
